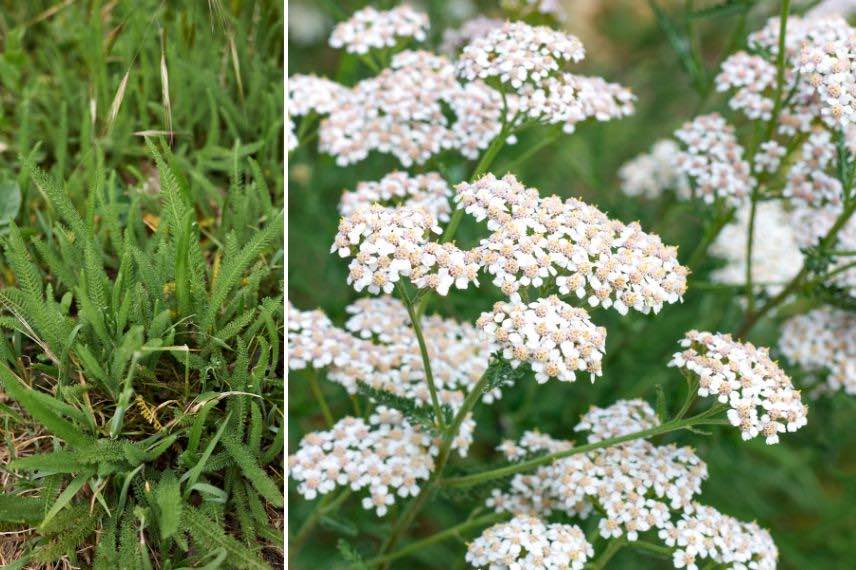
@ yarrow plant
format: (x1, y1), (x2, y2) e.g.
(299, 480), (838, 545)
(288, 1), (856, 568)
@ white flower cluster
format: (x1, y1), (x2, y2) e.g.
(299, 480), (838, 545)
(476, 296), (606, 383)
(517, 73), (635, 133)
(669, 331), (808, 444)
(709, 201), (803, 294)
(659, 503), (778, 570)
(288, 1), (329, 46)
(287, 74), (348, 117)
(338, 171), (453, 222)
(328, 5), (429, 54)
(755, 140), (786, 173)
(288, 301), (351, 370)
(346, 297), (506, 405)
(288, 407), (471, 516)
(466, 516), (592, 570)
(790, 203), (856, 294)
(748, 16), (852, 132)
(485, 403), (777, 568)
(287, 74), (348, 150)
(456, 174), (689, 313)
(288, 297), (499, 410)
(574, 399), (661, 442)
(619, 139), (689, 199)
(332, 204), (480, 296)
(780, 307), (856, 396)
(455, 22), (634, 133)
(457, 22), (585, 88)
(489, 408), (707, 541)
(808, 0), (856, 17)
(440, 16), (504, 55)
(715, 52), (776, 120)
(674, 113), (755, 206)
(320, 50), (504, 166)
(783, 130), (844, 206)
(798, 19), (856, 127)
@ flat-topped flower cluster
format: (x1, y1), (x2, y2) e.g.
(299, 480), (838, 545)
(780, 307), (856, 395)
(290, 9), (634, 165)
(328, 4), (429, 54)
(477, 296), (606, 383)
(331, 203), (481, 296)
(288, 297), (500, 410)
(338, 171), (453, 222)
(659, 503), (778, 570)
(289, 406), (472, 516)
(466, 516), (593, 570)
(670, 331), (808, 444)
(457, 173), (689, 313)
(673, 113), (754, 206)
(488, 402), (706, 535)
(477, 400), (778, 570)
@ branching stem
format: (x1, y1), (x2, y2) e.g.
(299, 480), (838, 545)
(355, 512), (508, 568)
(441, 405), (727, 489)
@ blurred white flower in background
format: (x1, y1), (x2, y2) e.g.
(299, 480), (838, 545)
(287, 1), (330, 46)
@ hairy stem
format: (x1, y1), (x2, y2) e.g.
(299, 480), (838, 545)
(744, 0), (791, 312)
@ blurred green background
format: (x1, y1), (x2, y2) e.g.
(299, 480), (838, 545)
(288, 1), (856, 568)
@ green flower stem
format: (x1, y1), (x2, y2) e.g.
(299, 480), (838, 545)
(764, 0), (792, 142)
(306, 368), (334, 427)
(746, 0), (791, 314)
(350, 394), (363, 416)
(674, 371), (698, 421)
(289, 489), (352, 560)
(399, 284), (445, 431)
(588, 537), (626, 570)
(355, 511), (508, 569)
(745, 191), (759, 314)
(819, 260), (856, 281)
(737, 199), (856, 337)
(685, 206), (735, 271)
(416, 125), (513, 318)
(438, 126), (510, 246)
(631, 539), (673, 557)
(377, 370), (494, 562)
(498, 124), (562, 173)
(441, 405), (726, 489)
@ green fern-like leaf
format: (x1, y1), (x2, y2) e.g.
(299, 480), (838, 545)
(221, 433), (283, 508)
(154, 470), (182, 539)
(182, 506), (269, 570)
